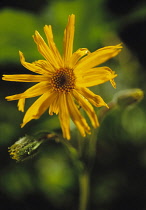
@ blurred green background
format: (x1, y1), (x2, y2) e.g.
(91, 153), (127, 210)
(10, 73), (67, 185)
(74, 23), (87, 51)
(1, 0), (146, 210)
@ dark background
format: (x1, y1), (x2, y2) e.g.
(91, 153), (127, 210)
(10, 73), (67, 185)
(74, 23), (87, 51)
(0, 0), (146, 209)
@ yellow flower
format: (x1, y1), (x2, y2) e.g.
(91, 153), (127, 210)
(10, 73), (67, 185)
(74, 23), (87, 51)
(2, 14), (122, 140)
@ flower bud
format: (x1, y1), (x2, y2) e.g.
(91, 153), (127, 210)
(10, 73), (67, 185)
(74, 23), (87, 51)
(8, 133), (58, 161)
(114, 88), (144, 108)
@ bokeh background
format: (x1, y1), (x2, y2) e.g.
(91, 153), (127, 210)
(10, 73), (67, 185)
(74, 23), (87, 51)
(1, 0), (146, 210)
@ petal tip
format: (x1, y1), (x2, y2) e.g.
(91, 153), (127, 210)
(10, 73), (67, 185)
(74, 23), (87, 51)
(20, 123), (24, 128)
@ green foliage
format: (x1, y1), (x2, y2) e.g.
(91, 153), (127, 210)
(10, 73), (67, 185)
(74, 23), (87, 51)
(0, 9), (41, 64)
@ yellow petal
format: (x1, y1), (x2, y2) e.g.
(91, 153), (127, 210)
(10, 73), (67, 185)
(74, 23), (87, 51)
(2, 74), (49, 82)
(77, 87), (108, 108)
(110, 78), (116, 88)
(66, 92), (91, 137)
(32, 60), (55, 75)
(72, 89), (99, 128)
(69, 48), (90, 68)
(76, 66), (117, 87)
(19, 51), (51, 75)
(5, 82), (51, 101)
(63, 14), (75, 67)
(18, 98), (25, 112)
(33, 31), (60, 69)
(59, 93), (70, 140)
(74, 44), (122, 72)
(21, 91), (57, 127)
(49, 92), (59, 115)
(44, 25), (63, 67)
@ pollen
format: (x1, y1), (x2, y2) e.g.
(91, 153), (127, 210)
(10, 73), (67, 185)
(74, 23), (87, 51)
(51, 68), (76, 92)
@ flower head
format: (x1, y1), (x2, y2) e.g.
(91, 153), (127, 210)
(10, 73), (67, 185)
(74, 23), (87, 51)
(8, 135), (43, 161)
(3, 14), (122, 140)
(8, 132), (58, 161)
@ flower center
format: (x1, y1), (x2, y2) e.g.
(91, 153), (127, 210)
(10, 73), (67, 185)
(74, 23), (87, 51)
(51, 68), (76, 92)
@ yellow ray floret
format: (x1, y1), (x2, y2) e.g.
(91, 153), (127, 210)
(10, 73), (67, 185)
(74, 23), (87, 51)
(2, 14), (122, 140)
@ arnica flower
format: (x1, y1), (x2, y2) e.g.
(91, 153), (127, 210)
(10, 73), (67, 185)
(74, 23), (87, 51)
(2, 14), (122, 140)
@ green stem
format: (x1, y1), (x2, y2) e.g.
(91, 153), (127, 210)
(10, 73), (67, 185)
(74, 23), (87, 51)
(79, 170), (90, 210)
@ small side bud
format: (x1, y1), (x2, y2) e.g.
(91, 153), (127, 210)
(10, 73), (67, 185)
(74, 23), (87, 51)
(8, 132), (58, 161)
(114, 88), (144, 108)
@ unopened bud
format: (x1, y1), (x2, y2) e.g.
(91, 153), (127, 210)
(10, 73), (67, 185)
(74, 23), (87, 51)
(114, 88), (144, 108)
(8, 132), (58, 161)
